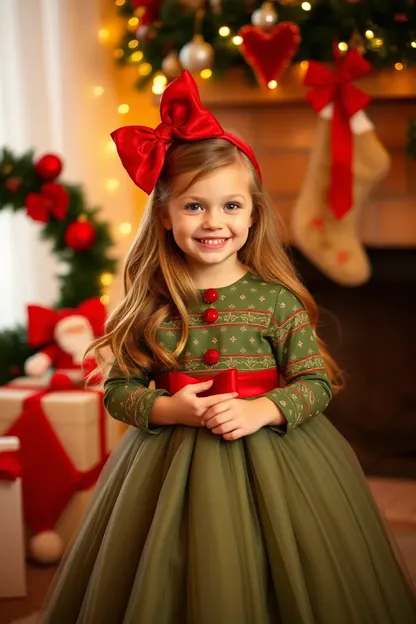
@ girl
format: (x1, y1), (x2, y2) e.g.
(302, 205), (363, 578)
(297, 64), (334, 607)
(43, 71), (416, 623)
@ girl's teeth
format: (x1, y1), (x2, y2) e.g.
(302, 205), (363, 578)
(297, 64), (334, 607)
(200, 239), (226, 245)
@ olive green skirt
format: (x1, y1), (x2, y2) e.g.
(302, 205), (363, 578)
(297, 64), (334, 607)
(41, 415), (416, 624)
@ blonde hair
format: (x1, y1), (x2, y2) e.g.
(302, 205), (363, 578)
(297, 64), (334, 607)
(88, 138), (343, 392)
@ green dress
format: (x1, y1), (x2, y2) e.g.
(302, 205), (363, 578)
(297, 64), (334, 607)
(42, 272), (416, 623)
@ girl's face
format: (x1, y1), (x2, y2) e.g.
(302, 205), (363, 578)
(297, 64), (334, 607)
(164, 162), (254, 271)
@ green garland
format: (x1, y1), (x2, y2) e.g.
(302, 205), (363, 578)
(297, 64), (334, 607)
(115, 0), (416, 90)
(0, 148), (117, 385)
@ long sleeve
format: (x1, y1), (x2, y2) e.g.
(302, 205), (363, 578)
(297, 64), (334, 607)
(263, 286), (332, 435)
(103, 361), (170, 434)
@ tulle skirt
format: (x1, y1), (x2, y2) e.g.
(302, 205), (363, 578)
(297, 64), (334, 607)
(41, 414), (416, 624)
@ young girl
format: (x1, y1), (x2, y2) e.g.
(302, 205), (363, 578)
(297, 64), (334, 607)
(43, 71), (416, 623)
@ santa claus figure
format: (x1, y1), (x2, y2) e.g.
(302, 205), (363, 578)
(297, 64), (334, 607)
(24, 297), (107, 382)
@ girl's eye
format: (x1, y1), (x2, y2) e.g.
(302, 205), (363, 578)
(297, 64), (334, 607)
(225, 202), (241, 211)
(185, 203), (203, 212)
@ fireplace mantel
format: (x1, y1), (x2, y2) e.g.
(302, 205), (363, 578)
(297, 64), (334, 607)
(192, 65), (416, 247)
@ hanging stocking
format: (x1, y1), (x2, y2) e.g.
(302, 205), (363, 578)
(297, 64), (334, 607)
(292, 108), (390, 286)
(292, 49), (390, 286)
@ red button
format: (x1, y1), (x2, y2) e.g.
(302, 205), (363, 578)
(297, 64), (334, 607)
(204, 349), (220, 365)
(203, 308), (219, 324)
(203, 288), (218, 304)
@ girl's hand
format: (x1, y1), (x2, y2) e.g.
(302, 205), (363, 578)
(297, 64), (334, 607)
(202, 397), (283, 441)
(168, 380), (238, 428)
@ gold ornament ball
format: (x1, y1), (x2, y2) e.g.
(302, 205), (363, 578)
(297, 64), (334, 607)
(251, 1), (278, 29)
(162, 51), (183, 80)
(179, 35), (214, 73)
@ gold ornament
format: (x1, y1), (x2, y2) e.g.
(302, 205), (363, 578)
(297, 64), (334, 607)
(161, 50), (183, 80)
(251, 2), (278, 29)
(179, 34), (214, 72)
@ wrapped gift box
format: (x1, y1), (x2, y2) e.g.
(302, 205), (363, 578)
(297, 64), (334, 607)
(0, 378), (120, 553)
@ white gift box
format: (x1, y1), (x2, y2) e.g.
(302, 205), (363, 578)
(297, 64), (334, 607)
(0, 436), (27, 598)
(0, 378), (120, 551)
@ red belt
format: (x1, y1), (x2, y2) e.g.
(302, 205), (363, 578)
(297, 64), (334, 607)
(154, 368), (279, 399)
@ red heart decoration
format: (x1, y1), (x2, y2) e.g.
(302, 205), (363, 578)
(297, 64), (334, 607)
(238, 22), (301, 88)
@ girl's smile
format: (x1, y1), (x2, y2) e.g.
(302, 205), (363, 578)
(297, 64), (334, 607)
(164, 162), (254, 278)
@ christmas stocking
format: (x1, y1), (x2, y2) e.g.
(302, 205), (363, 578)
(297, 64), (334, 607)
(291, 107), (390, 286)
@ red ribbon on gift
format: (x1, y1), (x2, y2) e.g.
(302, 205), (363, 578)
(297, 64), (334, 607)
(0, 380), (109, 534)
(304, 47), (372, 220)
(155, 368), (279, 399)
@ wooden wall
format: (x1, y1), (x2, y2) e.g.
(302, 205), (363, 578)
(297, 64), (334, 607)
(196, 66), (416, 247)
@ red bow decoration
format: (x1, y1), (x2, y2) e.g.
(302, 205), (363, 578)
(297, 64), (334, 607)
(155, 368), (279, 399)
(304, 47), (371, 220)
(27, 297), (107, 347)
(25, 182), (69, 223)
(111, 70), (262, 194)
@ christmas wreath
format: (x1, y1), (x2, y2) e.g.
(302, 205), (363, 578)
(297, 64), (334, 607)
(0, 149), (117, 385)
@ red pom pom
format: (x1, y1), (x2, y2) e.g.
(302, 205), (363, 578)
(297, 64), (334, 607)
(34, 154), (63, 181)
(203, 308), (219, 324)
(5, 177), (22, 193)
(203, 349), (220, 365)
(203, 288), (219, 304)
(65, 220), (96, 251)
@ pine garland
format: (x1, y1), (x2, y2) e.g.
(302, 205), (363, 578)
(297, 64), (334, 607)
(115, 0), (416, 90)
(0, 148), (117, 385)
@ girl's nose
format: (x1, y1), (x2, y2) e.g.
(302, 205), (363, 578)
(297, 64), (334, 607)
(203, 209), (223, 229)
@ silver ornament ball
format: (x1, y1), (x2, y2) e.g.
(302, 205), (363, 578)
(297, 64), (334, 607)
(251, 2), (278, 29)
(179, 35), (214, 72)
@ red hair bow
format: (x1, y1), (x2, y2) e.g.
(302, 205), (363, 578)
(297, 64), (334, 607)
(111, 70), (262, 194)
(27, 297), (107, 347)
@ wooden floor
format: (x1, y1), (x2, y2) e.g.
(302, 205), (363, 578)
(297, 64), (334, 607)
(0, 477), (415, 624)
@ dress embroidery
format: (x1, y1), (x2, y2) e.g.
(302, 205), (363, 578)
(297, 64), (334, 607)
(103, 273), (332, 435)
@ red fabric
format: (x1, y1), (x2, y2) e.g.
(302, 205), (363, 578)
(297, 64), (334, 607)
(111, 70), (262, 194)
(0, 450), (21, 480)
(3, 383), (109, 533)
(27, 297), (107, 347)
(304, 47), (372, 220)
(238, 22), (301, 88)
(5, 397), (80, 533)
(155, 368), (279, 399)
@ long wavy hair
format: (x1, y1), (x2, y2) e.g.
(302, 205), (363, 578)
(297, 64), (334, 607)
(88, 138), (343, 392)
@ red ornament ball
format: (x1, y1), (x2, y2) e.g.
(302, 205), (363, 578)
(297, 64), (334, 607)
(204, 348), (220, 366)
(203, 308), (219, 324)
(65, 220), (96, 251)
(203, 288), (219, 304)
(5, 177), (22, 193)
(34, 154), (63, 181)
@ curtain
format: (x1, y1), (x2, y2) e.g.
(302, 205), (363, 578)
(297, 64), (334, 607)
(0, 0), (135, 330)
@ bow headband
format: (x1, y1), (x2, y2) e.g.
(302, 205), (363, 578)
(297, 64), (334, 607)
(111, 70), (262, 194)
(27, 297), (107, 347)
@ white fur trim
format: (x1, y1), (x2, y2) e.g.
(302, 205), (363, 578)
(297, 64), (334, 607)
(24, 352), (52, 377)
(319, 103), (374, 134)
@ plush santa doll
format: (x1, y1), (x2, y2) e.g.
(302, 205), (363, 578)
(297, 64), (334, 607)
(24, 297), (107, 382)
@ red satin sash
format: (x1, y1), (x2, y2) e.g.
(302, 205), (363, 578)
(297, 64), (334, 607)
(154, 368), (279, 399)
